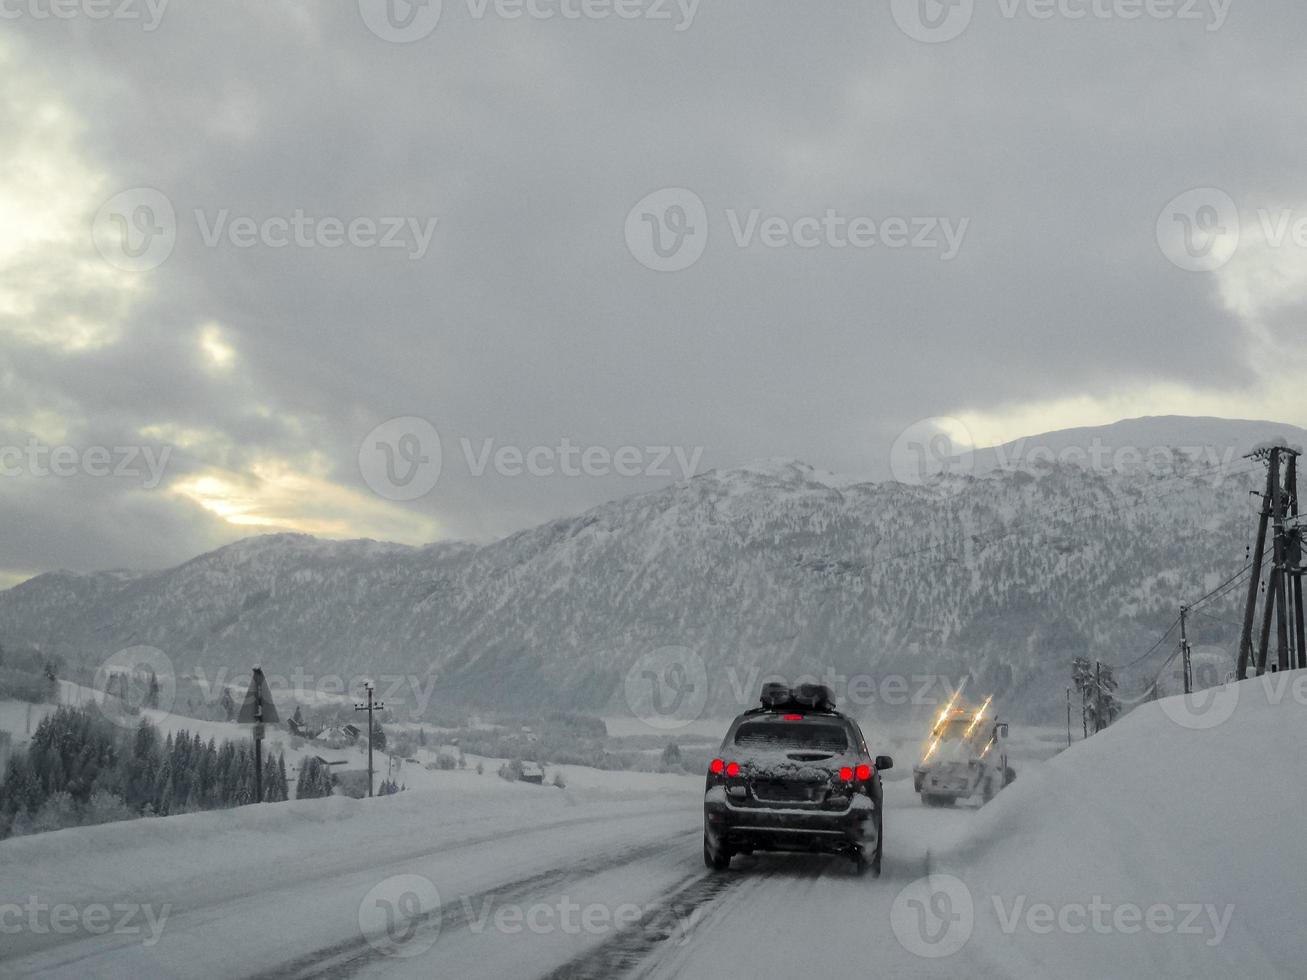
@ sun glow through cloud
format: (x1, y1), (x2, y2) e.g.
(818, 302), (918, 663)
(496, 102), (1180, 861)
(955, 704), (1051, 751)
(170, 458), (442, 544)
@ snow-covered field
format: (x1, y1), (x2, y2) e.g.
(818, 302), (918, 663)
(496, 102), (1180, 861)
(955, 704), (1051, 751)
(4, 670), (1306, 978)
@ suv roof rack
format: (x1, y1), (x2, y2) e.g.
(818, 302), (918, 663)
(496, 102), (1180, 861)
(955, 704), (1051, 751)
(751, 682), (838, 714)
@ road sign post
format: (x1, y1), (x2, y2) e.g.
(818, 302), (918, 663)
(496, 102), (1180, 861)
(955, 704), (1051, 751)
(237, 666), (280, 804)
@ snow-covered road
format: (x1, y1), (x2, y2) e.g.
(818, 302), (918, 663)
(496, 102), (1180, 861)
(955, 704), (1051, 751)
(6, 674), (1307, 980)
(1, 777), (976, 980)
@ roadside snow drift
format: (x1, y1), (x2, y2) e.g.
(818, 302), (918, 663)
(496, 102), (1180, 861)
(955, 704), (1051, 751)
(925, 669), (1307, 978)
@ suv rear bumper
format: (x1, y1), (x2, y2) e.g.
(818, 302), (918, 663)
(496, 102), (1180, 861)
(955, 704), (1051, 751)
(704, 793), (878, 856)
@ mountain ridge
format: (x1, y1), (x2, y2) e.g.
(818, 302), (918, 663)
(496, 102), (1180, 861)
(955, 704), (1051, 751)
(1, 416), (1295, 722)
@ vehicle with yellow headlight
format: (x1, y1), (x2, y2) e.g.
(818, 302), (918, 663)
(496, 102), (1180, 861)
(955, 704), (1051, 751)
(912, 694), (1015, 807)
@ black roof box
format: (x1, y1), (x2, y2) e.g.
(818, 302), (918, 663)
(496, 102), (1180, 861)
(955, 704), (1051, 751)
(757, 682), (836, 712)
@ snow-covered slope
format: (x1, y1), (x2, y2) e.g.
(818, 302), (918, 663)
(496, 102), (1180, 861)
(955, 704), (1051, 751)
(0, 417), (1298, 720)
(972, 415), (1307, 474)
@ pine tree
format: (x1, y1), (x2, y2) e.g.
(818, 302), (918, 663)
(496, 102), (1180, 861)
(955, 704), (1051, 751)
(295, 758), (334, 799)
(220, 687), (236, 722)
(274, 752), (289, 802)
(233, 748), (254, 806)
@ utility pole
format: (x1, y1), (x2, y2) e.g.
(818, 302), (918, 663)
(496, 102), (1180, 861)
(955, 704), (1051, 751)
(1258, 448), (1293, 674)
(1238, 447), (1302, 678)
(1066, 687), (1072, 747)
(1094, 661), (1103, 734)
(1179, 605), (1193, 695)
(1287, 453), (1306, 670)
(355, 681), (385, 798)
(1238, 455), (1276, 679)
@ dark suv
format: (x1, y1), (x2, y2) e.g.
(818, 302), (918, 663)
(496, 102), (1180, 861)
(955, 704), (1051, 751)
(703, 683), (892, 876)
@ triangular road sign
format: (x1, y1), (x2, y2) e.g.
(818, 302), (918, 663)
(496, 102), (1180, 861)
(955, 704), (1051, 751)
(236, 667), (280, 724)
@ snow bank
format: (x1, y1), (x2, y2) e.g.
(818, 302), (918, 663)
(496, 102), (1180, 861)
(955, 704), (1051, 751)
(929, 670), (1307, 978)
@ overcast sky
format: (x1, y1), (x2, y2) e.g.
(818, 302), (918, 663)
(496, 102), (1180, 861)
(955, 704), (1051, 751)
(2, 0), (1305, 586)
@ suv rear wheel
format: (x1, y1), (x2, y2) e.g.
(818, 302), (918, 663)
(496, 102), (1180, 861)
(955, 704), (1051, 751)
(703, 835), (731, 871)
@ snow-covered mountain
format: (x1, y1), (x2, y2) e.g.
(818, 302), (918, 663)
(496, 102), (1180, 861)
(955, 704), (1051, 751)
(2, 417), (1301, 721)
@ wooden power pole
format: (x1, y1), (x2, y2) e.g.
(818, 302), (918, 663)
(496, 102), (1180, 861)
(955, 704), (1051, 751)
(1179, 605), (1193, 695)
(1288, 454), (1306, 670)
(354, 681), (385, 798)
(1238, 446), (1302, 678)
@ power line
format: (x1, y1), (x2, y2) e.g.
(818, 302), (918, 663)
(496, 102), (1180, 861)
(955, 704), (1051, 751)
(1192, 608), (1243, 629)
(1110, 614), (1181, 672)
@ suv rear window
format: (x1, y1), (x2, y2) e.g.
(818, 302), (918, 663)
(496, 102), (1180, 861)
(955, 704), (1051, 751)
(734, 721), (848, 753)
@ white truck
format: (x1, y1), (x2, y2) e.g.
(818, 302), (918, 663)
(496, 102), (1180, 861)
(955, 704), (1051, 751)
(911, 698), (1015, 807)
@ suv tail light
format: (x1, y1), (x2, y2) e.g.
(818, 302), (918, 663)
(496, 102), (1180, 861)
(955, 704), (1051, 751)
(837, 763), (875, 782)
(710, 759), (742, 777)
(856, 763), (873, 781)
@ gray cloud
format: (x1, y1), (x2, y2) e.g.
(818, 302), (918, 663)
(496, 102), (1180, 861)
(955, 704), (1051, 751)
(2, 0), (1306, 582)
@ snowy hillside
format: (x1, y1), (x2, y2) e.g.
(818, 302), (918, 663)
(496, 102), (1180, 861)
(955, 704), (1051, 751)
(1, 417), (1299, 721)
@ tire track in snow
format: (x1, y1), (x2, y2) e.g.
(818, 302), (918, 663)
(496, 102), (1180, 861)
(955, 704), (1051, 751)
(534, 864), (780, 980)
(252, 830), (699, 980)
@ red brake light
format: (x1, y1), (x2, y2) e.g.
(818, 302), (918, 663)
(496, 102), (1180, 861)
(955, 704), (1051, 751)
(782, 714), (803, 721)
(725, 761), (741, 777)
(710, 758), (724, 775)
(856, 763), (872, 781)
(838, 766), (854, 782)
